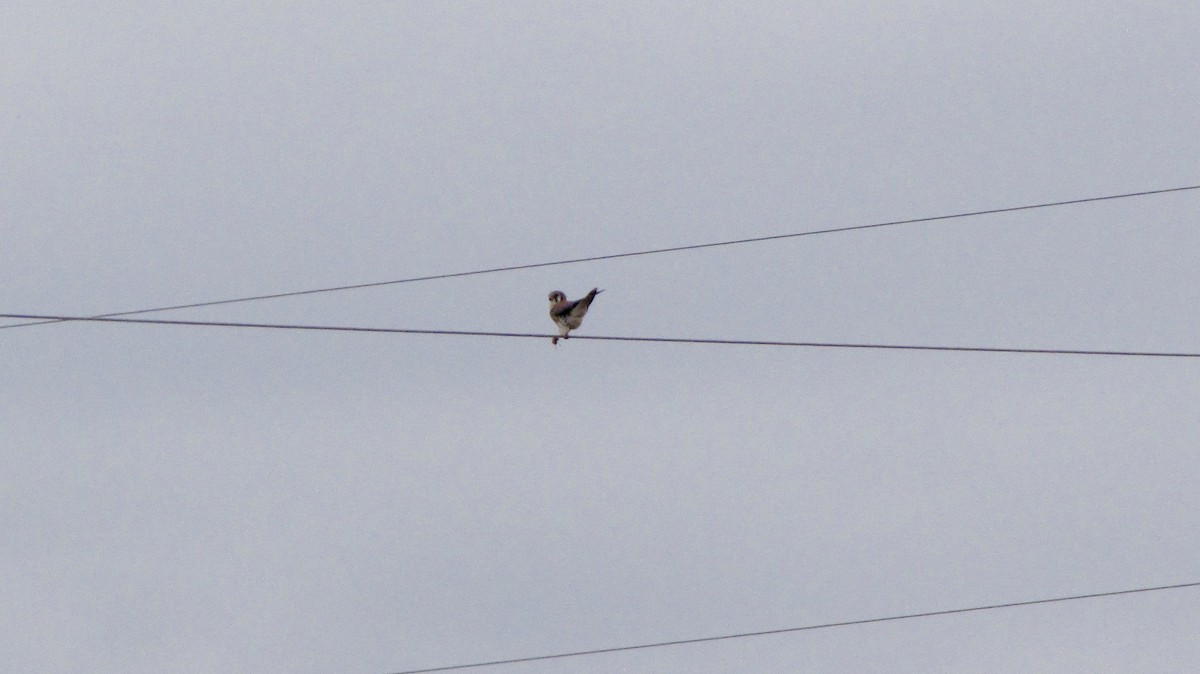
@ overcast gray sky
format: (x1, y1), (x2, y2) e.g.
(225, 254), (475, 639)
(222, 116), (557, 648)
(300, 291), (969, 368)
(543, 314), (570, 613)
(3, 2), (1199, 672)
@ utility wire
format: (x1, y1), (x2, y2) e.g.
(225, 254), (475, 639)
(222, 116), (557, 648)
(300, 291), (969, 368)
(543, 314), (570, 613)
(3, 183), (1197, 331)
(4, 313), (1198, 359)
(390, 581), (1200, 673)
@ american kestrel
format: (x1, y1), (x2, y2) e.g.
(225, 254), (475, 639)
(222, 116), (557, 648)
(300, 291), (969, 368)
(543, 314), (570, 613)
(548, 288), (603, 345)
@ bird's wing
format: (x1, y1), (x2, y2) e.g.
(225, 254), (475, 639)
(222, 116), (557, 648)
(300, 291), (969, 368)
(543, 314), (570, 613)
(551, 298), (581, 318)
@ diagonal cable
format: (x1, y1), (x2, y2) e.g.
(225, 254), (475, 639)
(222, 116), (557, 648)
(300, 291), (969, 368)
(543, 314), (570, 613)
(389, 581), (1200, 673)
(3, 183), (1197, 331)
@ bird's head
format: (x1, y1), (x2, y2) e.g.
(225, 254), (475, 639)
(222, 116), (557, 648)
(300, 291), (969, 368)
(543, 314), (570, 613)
(548, 291), (566, 305)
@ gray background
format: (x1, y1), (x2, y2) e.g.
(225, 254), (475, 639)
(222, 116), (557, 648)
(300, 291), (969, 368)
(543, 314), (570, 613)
(3, 2), (1198, 672)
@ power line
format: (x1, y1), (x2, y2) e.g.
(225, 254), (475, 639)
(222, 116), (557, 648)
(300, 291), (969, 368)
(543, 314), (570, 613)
(3, 183), (1197, 331)
(390, 581), (1200, 673)
(4, 313), (1198, 359)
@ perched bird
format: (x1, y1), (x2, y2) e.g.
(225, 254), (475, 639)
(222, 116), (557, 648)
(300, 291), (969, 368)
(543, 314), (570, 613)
(548, 288), (603, 345)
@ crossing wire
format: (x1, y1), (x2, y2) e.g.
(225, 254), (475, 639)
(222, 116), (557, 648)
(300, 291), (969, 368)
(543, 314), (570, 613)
(3, 313), (1198, 359)
(389, 581), (1200, 673)
(3, 183), (1197, 331)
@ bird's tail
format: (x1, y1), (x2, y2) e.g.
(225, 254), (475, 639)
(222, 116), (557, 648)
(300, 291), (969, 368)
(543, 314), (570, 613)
(578, 288), (603, 308)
